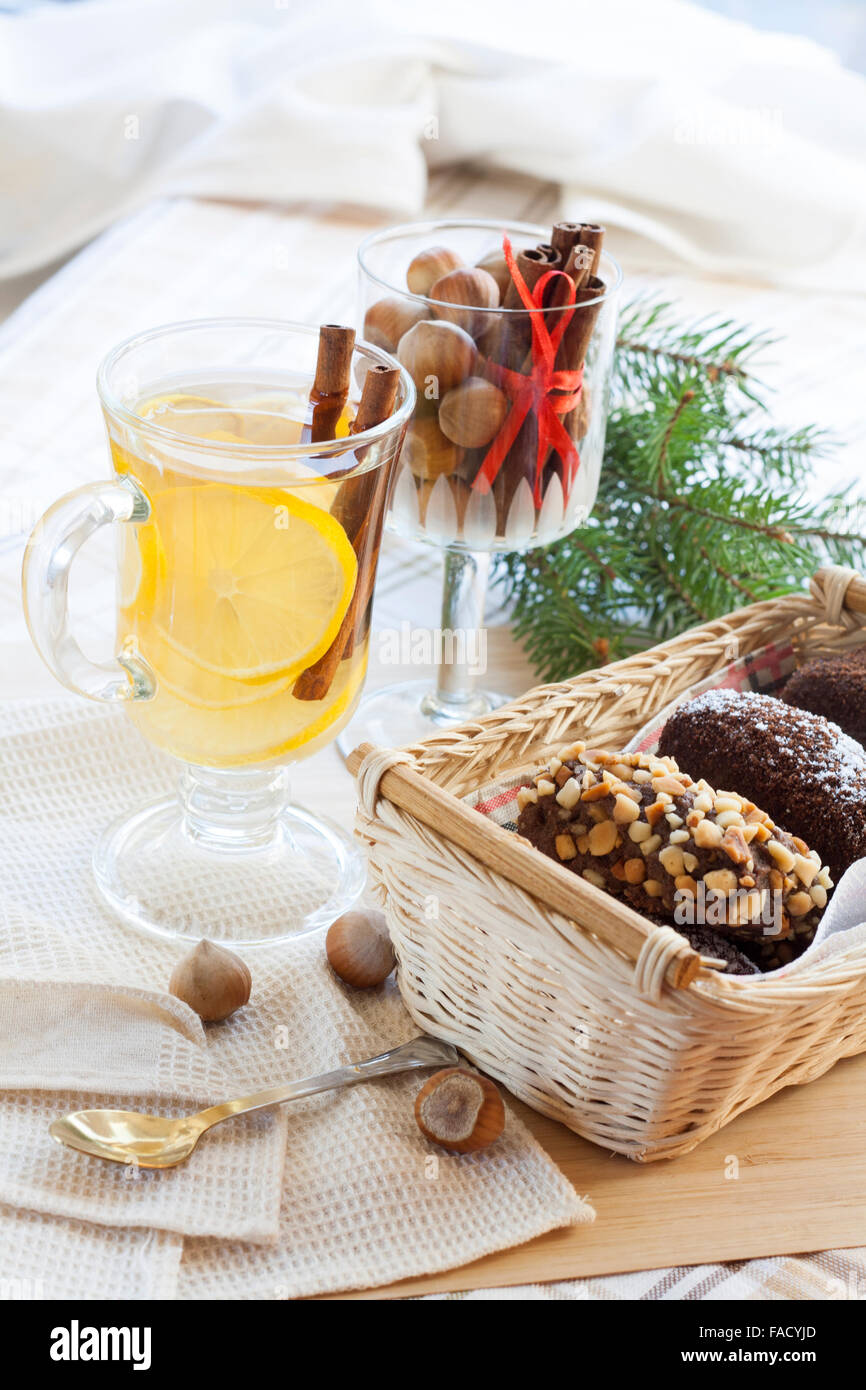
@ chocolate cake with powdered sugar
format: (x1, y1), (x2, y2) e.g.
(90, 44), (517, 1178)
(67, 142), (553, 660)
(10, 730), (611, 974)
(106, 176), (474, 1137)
(782, 647), (866, 746)
(658, 688), (866, 882)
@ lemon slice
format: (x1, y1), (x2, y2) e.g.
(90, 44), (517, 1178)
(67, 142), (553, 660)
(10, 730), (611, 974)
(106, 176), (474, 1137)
(149, 483), (356, 681)
(128, 639), (368, 767)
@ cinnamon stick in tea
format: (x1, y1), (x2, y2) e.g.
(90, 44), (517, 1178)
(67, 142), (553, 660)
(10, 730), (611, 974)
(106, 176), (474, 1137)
(293, 363), (401, 701)
(310, 324), (355, 443)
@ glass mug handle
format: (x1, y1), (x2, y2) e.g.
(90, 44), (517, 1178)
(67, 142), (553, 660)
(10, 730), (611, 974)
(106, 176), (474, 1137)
(22, 475), (156, 702)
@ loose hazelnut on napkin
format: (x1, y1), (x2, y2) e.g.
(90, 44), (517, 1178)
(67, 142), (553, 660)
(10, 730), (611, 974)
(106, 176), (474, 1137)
(414, 1068), (505, 1154)
(326, 909), (396, 988)
(169, 940), (251, 1022)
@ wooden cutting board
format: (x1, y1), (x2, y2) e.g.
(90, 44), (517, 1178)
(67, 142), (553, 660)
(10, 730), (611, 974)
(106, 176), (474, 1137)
(337, 1052), (866, 1298)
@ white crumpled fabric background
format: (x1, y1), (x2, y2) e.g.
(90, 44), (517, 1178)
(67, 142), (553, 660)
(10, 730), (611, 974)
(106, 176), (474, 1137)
(2, 0), (865, 289)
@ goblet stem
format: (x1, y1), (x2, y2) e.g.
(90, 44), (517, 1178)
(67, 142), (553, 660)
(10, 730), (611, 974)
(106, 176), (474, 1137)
(179, 765), (291, 854)
(420, 546), (492, 724)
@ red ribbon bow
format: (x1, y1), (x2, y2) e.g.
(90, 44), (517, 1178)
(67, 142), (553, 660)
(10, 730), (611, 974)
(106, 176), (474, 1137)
(473, 237), (583, 506)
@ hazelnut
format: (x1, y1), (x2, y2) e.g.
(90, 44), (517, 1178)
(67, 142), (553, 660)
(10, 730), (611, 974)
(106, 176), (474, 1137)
(363, 297), (426, 353)
(474, 247), (512, 299)
(406, 245), (464, 297)
(169, 939), (251, 1022)
(414, 1067), (505, 1154)
(326, 909), (396, 988)
(396, 320), (477, 397)
(402, 415), (462, 480)
(438, 377), (508, 448)
(429, 267), (501, 337)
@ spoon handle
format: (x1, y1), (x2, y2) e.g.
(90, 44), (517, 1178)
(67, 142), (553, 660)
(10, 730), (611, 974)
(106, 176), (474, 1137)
(194, 1035), (459, 1132)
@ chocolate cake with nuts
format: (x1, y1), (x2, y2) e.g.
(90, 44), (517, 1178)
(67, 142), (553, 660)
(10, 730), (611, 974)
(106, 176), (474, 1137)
(782, 647), (866, 746)
(658, 688), (866, 882)
(516, 743), (833, 954)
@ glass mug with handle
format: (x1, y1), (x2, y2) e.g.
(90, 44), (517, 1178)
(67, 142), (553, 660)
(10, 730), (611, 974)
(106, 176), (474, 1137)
(22, 319), (414, 946)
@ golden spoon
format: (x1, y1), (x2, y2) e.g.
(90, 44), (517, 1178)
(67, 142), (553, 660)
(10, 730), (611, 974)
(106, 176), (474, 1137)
(49, 1036), (459, 1169)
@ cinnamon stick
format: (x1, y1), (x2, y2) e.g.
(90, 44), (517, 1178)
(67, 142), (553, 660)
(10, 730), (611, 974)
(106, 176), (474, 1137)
(564, 224), (605, 288)
(310, 324), (355, 443)
(292, 363), (401, 701)
(351, 363), (400, 436)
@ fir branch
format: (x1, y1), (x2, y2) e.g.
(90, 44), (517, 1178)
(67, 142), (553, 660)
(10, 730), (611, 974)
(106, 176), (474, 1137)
(495, 295), (866, 683)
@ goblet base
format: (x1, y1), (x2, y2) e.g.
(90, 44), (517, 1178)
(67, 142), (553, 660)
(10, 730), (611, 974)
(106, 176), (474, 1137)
(93, 767), (365, 947)
(336, 678), (511, 758)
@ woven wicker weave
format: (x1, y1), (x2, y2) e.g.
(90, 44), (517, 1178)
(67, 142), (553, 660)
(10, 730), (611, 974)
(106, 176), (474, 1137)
(352, 567), (866, 1160)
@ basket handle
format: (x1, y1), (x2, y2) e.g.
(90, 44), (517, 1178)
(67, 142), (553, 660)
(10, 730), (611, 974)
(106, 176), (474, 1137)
(814, 566), (866, 620)
(347, 742), (703, 991)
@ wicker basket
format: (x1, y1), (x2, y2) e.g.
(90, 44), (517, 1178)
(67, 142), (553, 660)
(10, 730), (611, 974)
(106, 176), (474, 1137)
(349, 566), (866, 1161)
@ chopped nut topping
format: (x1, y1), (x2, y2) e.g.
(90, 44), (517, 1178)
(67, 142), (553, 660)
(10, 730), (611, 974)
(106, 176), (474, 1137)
(610, 860), (627, 880)
(646, 801), (667, 827)
(682, 852), (698, 873)
(555, 777), (582, 810)
(674, 874), (698, 896)
(685, 810), (705, 827)
(715, 810), (746, 829)
(644, 879), (663, 897)
(554, 764), (573, 788)
(694, 818), (723, 849)
(693, 792), (713, 813)
(722, 827), (752, 865)
(632, 769), (652, 784)
(588, 820), (619, 856)
(516, 787), (538, 811)
(536, 778), (556, 797)
(665, 813), (684, 828)
(624, 858), (646, 884)
(704, 868), (738, 893)
(787, 891), (813, 917)
(628, 820), (652, 843)
(555, 833), (577, 860)
(582, 869), (606, 888)
(548, 756), (562, 776)
(611, 762), (635, 781)
(810, 884), (828, 908)
(651, 774), (687, 796)
(793, 854), (818, 887)
(659, 845), (686, 877)
(713, 795), (742, 813)
(668, 828), (690, 844)
(640, 833), (663, 857)
(766, 839), (796, 872)
(613, 793), (641, 824)
(576, 834), (590, 854)
(581, 781), (610, 803)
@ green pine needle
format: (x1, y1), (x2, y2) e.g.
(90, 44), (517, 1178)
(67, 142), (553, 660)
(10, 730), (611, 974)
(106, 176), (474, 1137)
(495, 297), (865, 683)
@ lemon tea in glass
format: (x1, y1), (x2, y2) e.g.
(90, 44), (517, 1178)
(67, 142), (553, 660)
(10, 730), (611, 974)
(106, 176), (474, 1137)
(22, 319), (414, 945)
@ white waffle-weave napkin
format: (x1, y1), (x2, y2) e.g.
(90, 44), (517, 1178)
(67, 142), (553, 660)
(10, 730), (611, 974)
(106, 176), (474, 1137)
(0, 694), (590, 1297)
